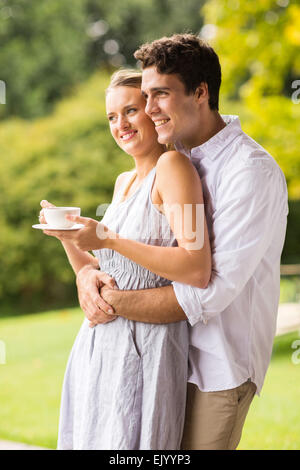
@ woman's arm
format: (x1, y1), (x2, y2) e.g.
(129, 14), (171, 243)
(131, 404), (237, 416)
(40, 200), (98, 274)
(40, 172), (131, 275)
(60, 240), (99, 275)
(107, 152), (211, 288)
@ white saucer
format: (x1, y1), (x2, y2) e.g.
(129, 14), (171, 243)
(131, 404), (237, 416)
(32, 223), (84, 231)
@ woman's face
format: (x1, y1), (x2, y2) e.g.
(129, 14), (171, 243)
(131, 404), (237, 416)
(106, 86), (161, 158)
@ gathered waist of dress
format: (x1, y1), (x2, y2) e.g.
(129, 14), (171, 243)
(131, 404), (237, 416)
(100, 256), (172, 291)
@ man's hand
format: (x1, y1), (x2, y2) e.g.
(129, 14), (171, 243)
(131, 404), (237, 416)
(76, 265), (118, 327)
(100, 284), (119, 313)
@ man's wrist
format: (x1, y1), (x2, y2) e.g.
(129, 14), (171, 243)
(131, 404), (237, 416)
(101, 286), (122, 316)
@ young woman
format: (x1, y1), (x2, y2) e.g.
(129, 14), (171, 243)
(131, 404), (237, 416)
(40, 69), (211, 450)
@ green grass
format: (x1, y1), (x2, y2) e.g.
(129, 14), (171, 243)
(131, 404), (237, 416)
(0, 308), (83, 449)
(0, 309), (299, 449)
(238, 332), (300, 450)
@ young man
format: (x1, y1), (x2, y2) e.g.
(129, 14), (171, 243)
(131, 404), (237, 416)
(76, 34), (288, 449)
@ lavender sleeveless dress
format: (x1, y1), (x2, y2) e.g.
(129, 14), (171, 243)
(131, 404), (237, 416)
(57, 167), (188, 450)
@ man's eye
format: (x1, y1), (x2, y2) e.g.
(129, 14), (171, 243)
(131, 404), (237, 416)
(127, 108), (137, 113)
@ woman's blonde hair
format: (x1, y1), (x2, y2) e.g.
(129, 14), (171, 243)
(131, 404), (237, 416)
(106, 69), (142, 95)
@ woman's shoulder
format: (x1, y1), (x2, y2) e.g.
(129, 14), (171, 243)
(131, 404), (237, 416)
(157, 150), (191, 168)
(156, 150), (195, 176)
(155, 150), (201, 195)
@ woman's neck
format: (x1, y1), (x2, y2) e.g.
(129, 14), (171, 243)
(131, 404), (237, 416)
(132, 146), (164, 182)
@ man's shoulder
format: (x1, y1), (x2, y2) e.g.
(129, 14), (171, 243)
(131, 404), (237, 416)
(217, 132), (288, 205)
(225, 131), (283, 177)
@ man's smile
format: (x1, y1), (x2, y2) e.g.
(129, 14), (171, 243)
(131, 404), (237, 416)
(154, 119), (170, 127)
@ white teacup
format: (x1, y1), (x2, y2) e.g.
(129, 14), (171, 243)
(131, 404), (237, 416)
(44, 207), (81, 229)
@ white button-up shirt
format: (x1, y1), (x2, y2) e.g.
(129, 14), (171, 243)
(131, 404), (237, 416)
(173, 115), (288, 395)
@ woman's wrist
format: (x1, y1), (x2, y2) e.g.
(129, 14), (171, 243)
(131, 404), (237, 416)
(104, 231), (119, 250)
(62, 240), (76, 249)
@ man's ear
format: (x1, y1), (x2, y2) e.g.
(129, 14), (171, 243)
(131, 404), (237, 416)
(195, 82), (209, 104)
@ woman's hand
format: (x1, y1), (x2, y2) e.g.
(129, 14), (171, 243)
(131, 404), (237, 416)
(39, 200), (56, 224)
(43, 215), (114, 251)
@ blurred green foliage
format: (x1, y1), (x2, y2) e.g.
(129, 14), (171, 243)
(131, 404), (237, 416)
(0, 0), (90, 118)
(204, 0), (300, 197)
(0, 0), (204, 119)
(0, 0), (299, 310)
(203, 0), (300, 99)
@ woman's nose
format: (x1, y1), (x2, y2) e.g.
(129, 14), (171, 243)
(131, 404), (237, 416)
(118, 115), (130, 130)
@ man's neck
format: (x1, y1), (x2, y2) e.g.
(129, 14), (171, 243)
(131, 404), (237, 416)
(183, 111), (226, 150)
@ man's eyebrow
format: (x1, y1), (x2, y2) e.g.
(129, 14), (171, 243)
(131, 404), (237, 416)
(123, 103), (139, 109)
(142, 87), (170, 95)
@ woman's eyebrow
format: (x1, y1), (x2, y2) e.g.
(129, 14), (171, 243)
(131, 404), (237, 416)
(107, 104), (138, 115)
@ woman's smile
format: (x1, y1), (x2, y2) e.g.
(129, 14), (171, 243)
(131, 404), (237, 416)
(120, 130), (138, 141)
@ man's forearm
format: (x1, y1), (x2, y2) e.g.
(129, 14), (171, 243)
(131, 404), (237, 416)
(101, 284), (187, 324)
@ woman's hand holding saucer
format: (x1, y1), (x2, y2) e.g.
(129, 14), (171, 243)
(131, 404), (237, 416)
(43, 215), (113, 251)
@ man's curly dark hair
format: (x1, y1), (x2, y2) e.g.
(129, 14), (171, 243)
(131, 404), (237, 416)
(134, 33), (221, 111)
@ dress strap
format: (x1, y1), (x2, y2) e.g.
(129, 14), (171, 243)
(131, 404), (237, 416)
(115, 167), (156, 205)
(113, 171), (136, 204)
(119, 172), (137, 204)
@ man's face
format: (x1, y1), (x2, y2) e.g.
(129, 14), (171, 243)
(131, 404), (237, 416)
(141, 66), (200, 148)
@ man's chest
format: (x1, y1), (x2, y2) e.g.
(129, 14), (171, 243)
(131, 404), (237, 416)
(191, 159), (217, 230)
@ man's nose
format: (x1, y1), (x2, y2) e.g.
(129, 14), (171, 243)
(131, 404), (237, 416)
(145, 97), (159, 116)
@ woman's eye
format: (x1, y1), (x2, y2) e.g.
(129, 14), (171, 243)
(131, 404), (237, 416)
(108, 116), (116, 122)
(127, 108), (137, 114)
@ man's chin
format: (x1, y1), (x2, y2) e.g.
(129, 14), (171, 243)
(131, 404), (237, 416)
(157, 132), (173, 145)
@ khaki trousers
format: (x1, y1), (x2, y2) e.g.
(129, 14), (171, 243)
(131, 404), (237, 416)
(181, 380), (257, 450)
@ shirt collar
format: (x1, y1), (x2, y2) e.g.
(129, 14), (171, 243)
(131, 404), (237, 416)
(175, 115), (243, 161)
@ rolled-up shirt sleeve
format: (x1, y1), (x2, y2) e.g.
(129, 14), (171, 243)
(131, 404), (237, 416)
(172, 158), (288, 326)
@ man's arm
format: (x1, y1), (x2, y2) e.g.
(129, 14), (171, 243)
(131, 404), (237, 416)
(101, 284), (187, 324)
(76, 264), (187, 325)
